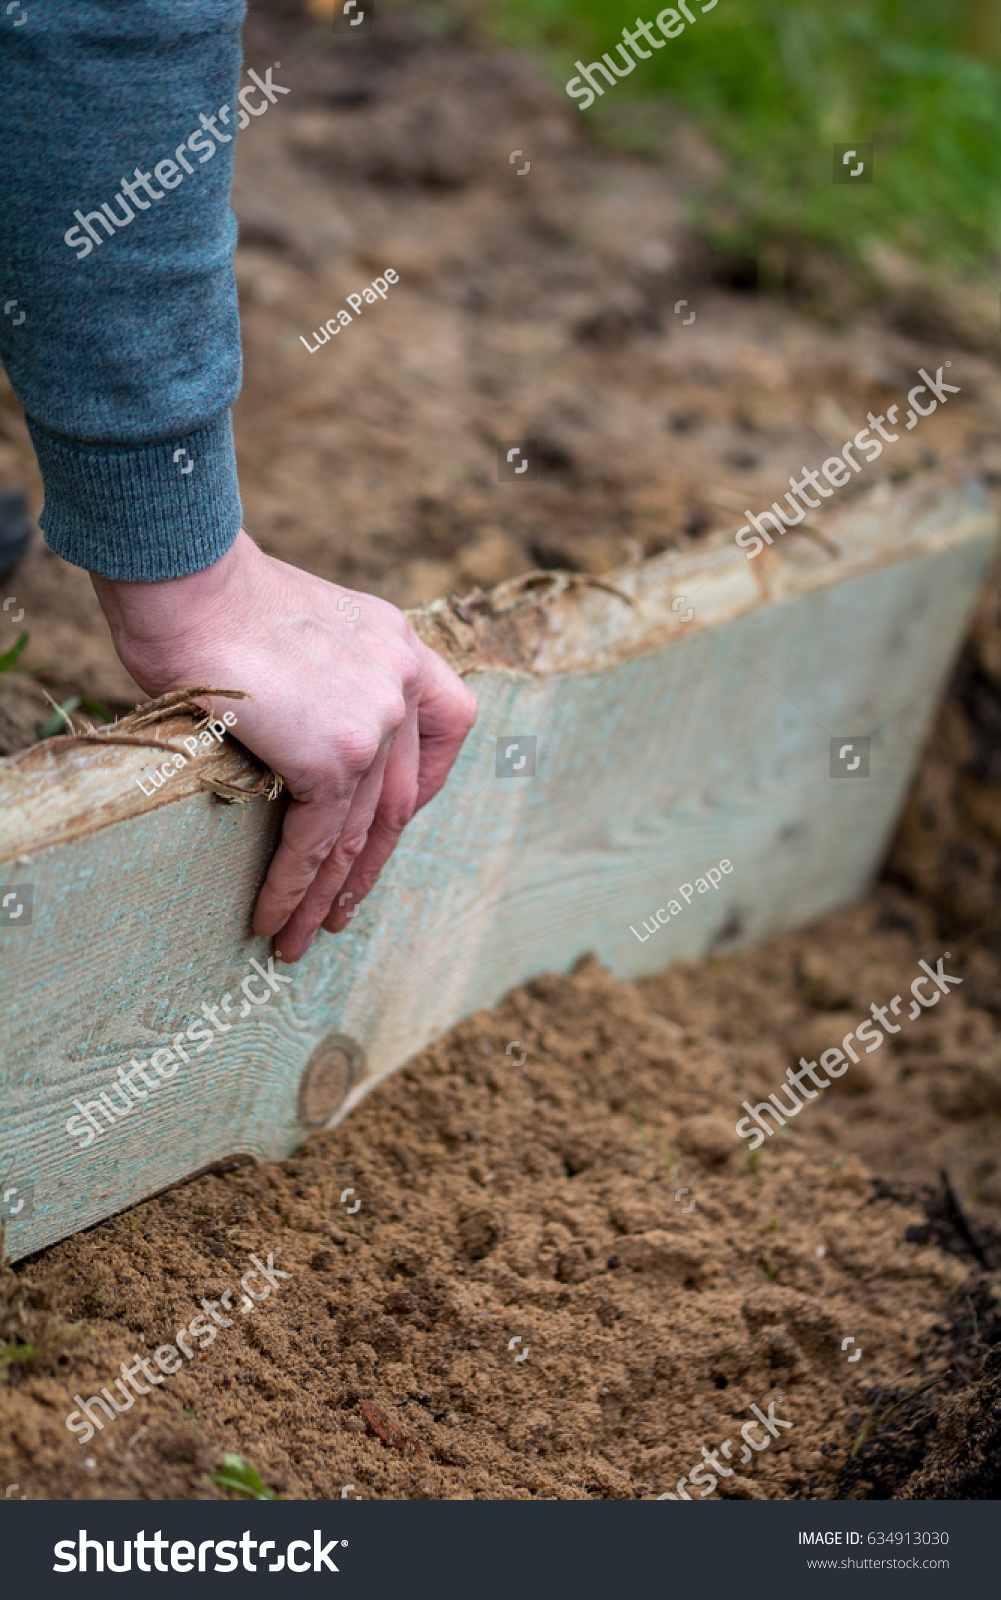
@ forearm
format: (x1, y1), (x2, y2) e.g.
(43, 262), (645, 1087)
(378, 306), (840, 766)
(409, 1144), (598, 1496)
(0, 0), (246, 580)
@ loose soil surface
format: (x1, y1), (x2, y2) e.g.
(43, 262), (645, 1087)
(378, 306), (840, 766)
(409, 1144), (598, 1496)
(1, 1), (1000, 1501)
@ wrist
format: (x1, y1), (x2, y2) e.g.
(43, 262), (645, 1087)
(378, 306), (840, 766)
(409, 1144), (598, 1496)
(92, 528), (259, 677)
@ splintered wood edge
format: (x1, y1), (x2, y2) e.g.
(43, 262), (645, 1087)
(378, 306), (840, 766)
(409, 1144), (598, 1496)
(0, 466), (994, 864)
(411, 468), (995, 676)
(0, 711), (273, 861)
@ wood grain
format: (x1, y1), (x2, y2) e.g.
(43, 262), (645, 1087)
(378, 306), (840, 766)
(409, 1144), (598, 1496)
(0, 469), (995, 1261)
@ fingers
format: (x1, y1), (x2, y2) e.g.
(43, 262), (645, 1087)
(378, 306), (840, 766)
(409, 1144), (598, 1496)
(266, 642), (424, 958)
(413, 642), (478, 810)
(253, 799), (354, 949)
(273, 747), (390, 961)
(323, 648), (476, 934)
(250, 633), (475, 957)
(322, 699), (421, 934)
(251, 722), (381, 943)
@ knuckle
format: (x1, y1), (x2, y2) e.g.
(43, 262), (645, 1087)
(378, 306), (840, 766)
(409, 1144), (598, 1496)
(327, 832), (369, 876)
(455, 683), (478, 730)
(380, 639), (423, 700)
(338, 727), (382, 772)
(379, 792), (418, 838)
(397, 649), (424, 699)
(281, 835), (338, 885)
(375, 693), (408, 735)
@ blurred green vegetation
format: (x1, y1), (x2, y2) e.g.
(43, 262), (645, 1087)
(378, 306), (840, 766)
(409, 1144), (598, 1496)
(489, 0), (1001, 282)
(0, 632), (28, 673)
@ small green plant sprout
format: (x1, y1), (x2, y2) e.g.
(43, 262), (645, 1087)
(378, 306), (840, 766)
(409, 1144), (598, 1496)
(0, 633), (29, 673)
(38, 696), (113, 738)
(213, 1454), (277, 1500)
(0, 1341), (36, 1367)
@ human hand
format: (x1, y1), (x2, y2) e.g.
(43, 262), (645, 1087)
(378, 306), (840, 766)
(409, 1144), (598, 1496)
(91, 530), (478, 960)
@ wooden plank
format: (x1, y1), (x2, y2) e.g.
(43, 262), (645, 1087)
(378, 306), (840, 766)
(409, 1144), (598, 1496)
(0, 469), (995, 1262)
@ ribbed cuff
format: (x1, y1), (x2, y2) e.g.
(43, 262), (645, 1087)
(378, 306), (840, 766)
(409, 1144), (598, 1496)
(26, 411), (243, 581)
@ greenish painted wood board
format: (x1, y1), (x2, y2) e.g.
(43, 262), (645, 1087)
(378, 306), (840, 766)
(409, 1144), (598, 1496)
(0, 470), (995, 1262)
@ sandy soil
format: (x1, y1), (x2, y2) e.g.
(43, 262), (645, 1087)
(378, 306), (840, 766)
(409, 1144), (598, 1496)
(3, 888), (999, 1501)
(1, 1), (1000, 1501)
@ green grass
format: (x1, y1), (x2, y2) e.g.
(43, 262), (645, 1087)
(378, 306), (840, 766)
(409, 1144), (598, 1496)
(488, 0), (1001, 282)
(0, 1341), (36, 1367)
(0, 633), (29, 673)
(38, 696), (112, 738)
(212, 1454), (278, 1500)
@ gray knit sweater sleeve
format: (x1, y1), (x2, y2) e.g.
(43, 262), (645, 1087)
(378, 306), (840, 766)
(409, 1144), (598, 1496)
(0, 0), (246, 580)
